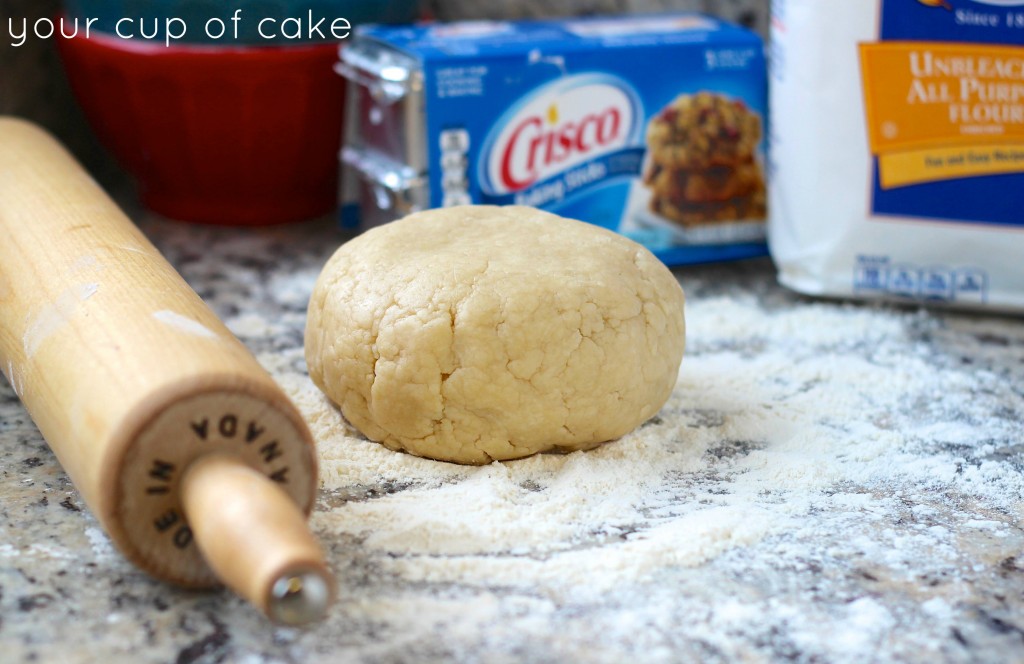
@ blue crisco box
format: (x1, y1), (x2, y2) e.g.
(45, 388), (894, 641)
(338, 13), (768, 266)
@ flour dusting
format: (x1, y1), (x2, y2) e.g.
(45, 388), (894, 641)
(152, 309), (218, 339)
(22, 282), (100, 358)
(276, 288), (1024, 661)
(84, 526), (115, 560)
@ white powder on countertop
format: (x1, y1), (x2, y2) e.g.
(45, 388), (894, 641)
(84, 526), (116, 560)
(276, 291), (1024, 661)
(267, 267), (325, 309)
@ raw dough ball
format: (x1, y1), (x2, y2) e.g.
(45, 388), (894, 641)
(305, 205), (685, 464)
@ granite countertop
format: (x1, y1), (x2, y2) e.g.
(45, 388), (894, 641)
(2, 215), (1023, 664)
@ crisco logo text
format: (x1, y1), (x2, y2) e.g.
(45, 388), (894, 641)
(483, 75), (639, 195)
(500, 104), (623, 190)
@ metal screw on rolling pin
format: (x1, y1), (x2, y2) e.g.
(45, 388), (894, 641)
(269, 568), (333, 625)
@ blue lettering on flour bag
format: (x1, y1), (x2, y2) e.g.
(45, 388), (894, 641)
(861, 0), (1024, 227)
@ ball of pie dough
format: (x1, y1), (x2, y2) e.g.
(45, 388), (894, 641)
(305, 205), (685, 464)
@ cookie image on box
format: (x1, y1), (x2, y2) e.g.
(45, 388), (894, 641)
(643, 92), (766, 227)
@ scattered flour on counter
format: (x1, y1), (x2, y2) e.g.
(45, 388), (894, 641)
(224, 312), (277, 339)
(84, 526), (116, 560)
(277, 292), (1024, 660)
(268, 267), (325, 309)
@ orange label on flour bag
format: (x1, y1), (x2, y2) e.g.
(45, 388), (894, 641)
(860, 41), (1024, 189)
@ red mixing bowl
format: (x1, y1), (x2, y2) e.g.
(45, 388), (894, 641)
(57, 28), (345, 225)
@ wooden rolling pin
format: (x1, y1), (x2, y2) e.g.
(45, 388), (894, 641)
(0, 118), (334, 625)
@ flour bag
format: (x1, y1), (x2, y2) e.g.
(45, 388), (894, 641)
(769, 0), (1024, 312)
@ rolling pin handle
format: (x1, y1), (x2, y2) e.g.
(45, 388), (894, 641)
(269, 567), (333, 626)
(180, 453), (336, 625)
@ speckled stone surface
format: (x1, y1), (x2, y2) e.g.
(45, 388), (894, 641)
(1, 213), (1023, 663)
